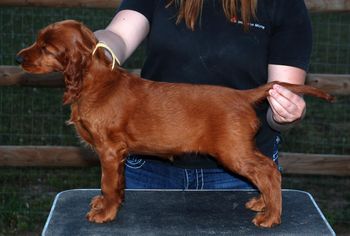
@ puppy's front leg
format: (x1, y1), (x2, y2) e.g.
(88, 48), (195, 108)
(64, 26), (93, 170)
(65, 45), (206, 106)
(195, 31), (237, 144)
(86, 144), (126, 223)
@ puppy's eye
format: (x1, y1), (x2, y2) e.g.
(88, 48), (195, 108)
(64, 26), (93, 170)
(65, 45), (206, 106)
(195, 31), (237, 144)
(40, 44), (54, 54)
(42, 45), (56, 55)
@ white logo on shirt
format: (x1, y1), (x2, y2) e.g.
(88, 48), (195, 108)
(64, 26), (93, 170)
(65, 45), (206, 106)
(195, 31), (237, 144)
(230, 17), (266, 30)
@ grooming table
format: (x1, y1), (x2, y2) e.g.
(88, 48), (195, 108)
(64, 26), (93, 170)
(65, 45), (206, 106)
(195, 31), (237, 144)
(42, 189), (335, 236)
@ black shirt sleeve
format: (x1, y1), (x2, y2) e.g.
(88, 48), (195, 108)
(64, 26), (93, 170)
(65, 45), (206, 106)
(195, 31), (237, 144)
(117, 0), (155, 23)
(268, 0), (312, 71)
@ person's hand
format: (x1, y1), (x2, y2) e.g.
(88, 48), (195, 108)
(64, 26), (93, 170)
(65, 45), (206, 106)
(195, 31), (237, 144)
(267, 84), (306, 124)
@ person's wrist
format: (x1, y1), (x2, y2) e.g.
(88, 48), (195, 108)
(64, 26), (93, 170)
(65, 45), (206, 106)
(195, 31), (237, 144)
(266, 107), (306, 132)
(93, 29), (125, 65)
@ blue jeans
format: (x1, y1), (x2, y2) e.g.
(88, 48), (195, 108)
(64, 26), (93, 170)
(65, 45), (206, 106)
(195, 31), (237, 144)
(125, 136), (281, 190)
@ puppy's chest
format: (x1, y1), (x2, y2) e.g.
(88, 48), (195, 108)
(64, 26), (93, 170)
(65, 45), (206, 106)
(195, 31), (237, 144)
(69, 105), (96, 145)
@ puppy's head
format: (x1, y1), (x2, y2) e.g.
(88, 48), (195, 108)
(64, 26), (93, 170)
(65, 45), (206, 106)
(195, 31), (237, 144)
(17, 20), (97, 74)
(17, 20), (104, 104)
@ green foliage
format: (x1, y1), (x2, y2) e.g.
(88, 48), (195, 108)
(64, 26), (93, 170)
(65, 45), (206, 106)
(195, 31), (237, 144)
(0, 167), (100, 235)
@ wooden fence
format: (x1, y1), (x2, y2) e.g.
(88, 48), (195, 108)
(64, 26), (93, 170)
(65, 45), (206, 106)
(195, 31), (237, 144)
(0, 0), (350, 176)
(1, 66), (350, 94)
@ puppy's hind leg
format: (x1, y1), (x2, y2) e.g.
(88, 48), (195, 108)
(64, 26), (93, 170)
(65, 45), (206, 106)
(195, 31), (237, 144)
(216, 147), (282, 228)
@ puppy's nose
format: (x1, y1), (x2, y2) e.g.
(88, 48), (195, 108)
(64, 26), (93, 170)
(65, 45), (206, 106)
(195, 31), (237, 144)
(15, 55), (24, 64)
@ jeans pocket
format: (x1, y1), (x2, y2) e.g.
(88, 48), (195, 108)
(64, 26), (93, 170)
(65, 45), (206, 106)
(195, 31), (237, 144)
(273, 135), (283, 172)
(125, 155), (146, 169)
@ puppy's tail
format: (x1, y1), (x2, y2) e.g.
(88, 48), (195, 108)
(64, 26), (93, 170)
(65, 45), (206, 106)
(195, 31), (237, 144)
(243, 81), (335, 105)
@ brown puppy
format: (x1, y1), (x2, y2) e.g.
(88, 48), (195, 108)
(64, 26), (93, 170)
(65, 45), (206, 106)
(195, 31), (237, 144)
(17, 20), (334, 228)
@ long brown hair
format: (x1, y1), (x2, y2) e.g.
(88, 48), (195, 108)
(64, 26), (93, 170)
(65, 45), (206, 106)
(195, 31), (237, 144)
(167, 0), (257, 31)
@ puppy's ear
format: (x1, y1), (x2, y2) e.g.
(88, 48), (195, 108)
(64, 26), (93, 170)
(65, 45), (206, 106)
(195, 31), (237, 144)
(78, 22), (111, 66)
(63, 54), (85, 105)
(79, 23), (98, 50)
(62, 23), (95, 105)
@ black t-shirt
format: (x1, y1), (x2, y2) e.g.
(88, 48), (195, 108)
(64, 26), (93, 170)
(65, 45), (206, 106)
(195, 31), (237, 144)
(117, 0), (312, 166)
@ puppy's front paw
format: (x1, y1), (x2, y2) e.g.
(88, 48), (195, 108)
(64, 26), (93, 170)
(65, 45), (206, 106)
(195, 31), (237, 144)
(90, 195), (104, 210)
(252, 212), (281, 228)
(86, 207), (117, 223)
(86, 195), (119, 223)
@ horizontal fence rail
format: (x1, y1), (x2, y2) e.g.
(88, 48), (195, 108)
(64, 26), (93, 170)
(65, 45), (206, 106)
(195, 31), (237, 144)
(305, 0), (350, 12)
(0, 0), (122, 8)
(0, 146), (99, 167)
(280, 152), (350, 176)
(0, 66), (349, 95)
(0, 146), (349, 176)
(1, 0), (350, 12)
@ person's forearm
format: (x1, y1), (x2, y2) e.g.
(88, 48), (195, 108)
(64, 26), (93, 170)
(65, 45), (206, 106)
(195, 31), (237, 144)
(94, 10), (150, 65)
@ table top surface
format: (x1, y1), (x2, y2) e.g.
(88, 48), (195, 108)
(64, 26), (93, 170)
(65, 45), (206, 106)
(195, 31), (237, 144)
(42, 189), (335, 236)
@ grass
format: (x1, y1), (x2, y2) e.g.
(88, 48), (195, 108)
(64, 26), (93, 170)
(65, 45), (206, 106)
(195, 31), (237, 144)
(0, 167), (101, 235)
